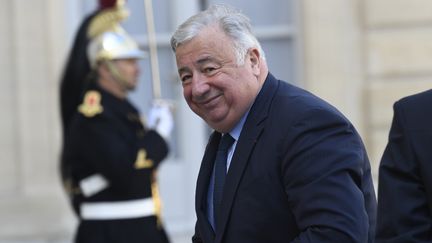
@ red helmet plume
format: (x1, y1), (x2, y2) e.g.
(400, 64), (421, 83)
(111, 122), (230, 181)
(98, 0), (127, 10)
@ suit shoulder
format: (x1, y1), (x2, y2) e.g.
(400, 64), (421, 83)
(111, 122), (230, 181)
(274, 81), (347, 122)
(394, 89), (432, 128)
(396, 89), (432, 110)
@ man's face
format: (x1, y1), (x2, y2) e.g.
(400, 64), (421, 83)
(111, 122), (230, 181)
(175, 25), (262, 133)
(111, 58), (140, 91)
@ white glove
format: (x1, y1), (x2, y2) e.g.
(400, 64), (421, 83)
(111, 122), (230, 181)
(147, 99), (174, 140)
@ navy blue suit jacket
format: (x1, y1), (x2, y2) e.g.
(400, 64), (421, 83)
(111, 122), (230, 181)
(193, 73), (377, 243)
(376, 89), (432, 242)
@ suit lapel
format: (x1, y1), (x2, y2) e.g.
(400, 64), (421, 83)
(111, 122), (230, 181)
(215, 73), (280, 242)
(196, 132), (221, 241)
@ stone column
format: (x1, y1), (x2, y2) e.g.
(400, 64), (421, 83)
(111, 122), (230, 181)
(301, 0), (365, 134)
(0, 0), (75, 241)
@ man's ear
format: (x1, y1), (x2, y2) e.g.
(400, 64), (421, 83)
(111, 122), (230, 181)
(248, 48), (261, 76)
(97, 62), (106, 73)
(98, 61), (111, 78)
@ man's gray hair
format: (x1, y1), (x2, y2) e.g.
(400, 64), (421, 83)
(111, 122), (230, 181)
(170, 4), (265, 65)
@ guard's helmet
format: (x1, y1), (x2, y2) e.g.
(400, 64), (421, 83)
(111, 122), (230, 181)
(87, 26), (145, 67)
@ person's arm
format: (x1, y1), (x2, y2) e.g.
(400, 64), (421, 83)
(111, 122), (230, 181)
(81, 116), (168, 189)
(282, 107), (373, 242)
(376, 102), (432, 242)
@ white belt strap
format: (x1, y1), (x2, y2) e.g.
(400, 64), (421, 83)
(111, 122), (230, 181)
(79, 174), (109, 197)
(80, 198), (155, 220)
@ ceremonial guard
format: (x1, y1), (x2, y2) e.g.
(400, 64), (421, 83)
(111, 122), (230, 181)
(60, 1), (172, 242)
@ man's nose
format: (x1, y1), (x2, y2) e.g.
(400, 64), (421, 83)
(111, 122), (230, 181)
(132, 60), (140, 75)
(191, 74), (210, 97)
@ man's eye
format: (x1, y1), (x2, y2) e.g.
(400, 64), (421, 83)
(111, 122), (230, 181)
(203, 67), (216, 74)
(181, 75), (192, 82)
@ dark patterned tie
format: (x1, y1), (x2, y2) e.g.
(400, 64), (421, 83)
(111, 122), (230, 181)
(213, 133), (235, 228)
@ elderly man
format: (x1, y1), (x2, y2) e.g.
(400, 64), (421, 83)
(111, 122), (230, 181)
(171, 4), (376, 243)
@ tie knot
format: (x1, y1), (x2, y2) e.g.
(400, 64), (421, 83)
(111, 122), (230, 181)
(219, 134), (235, 151)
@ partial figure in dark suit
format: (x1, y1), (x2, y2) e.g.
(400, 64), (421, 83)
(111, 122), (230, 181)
(376, 90), (432, 242)
(60, 1), (173, 242)
(170, 4), (376, 243)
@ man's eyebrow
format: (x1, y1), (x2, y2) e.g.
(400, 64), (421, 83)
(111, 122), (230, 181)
(178, 66), (190, 74)
(196, 56), (215, 65)
(178, 56), (219, 74)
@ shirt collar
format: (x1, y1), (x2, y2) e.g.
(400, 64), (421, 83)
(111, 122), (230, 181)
(227, 107), (250, 141)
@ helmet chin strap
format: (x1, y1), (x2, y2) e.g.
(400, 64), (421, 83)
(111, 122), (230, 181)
(104, 60), (129, 91)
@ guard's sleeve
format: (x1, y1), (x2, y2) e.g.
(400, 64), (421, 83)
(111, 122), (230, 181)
(78, 115), (168, 191)
(139, 129), (170, 168)
(375, 101), (432, 242)
(282, 107), (374, 242)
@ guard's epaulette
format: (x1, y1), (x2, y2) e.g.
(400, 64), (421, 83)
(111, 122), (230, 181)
(78, 90), (104, 118)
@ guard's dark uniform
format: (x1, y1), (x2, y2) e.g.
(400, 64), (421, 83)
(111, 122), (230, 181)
(62, 82), (170, 243)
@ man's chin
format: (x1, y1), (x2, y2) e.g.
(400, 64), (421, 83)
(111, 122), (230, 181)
(206, 118), (233, 133)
